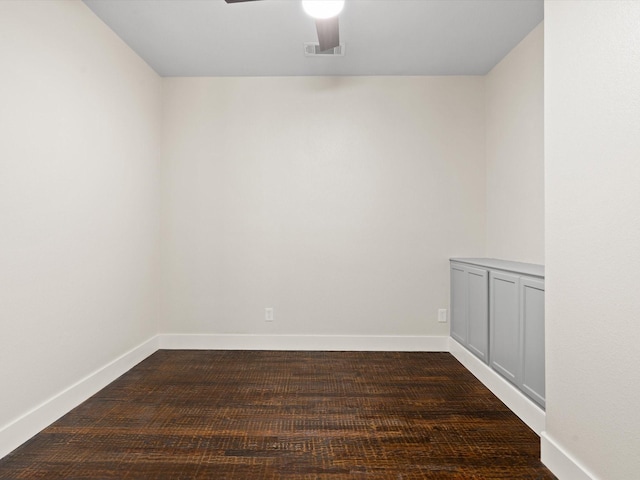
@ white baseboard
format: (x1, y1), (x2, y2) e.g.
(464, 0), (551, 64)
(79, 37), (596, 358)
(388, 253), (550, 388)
(541, 432), (598, 480)
(448, 338), (546, 435)
(0, 336), (159, 460)
(2, 333), (554, 469)
(0, 333), (447, 459)
(159, 334), (450, 352)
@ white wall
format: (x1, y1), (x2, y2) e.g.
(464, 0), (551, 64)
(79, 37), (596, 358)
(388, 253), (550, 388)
(0, 0), (161, 431)
(485, 22), (544, 264)
(544, 2), (640, 479)
(0, 0), (547, 463)
(161, 77), (486, 336)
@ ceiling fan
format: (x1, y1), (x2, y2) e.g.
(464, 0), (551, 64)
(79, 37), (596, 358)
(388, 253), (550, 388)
(224, 0), (344, 52)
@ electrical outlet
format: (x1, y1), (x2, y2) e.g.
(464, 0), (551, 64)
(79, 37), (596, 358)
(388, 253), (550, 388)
(265, 307), (274, 322)
(438, 309), (448, 323)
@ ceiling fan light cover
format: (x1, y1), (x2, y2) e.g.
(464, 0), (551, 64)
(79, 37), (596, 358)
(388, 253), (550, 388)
(302, 0), (345, 19)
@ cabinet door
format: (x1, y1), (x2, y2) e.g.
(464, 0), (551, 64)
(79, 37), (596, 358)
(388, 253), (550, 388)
(520, 277), (545, 407)
(466, 267), (489, 362)
(490, 271), (520, 385)
(450, 263), (467, 345)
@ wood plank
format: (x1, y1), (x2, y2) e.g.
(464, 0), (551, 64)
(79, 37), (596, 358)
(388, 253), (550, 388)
(0, 351), (556, 478)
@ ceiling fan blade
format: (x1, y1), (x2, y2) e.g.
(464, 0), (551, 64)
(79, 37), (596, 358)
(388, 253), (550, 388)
(315, 16), (340, 52)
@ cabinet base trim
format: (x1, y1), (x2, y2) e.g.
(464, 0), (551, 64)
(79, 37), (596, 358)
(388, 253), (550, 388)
(541, 432), (598, 480)
(449, 338), (545, 434)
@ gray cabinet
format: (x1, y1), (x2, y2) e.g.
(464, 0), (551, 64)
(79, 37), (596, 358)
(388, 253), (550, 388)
(490, 271), (521, 384)
(520, 277), (545, 407)
(450, 263), (468, 345)
(450, 258), (545, 408)
(450, 263), (489, 363)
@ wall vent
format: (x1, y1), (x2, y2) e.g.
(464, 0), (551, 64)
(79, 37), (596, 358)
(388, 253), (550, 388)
(304, 43), (345, 57)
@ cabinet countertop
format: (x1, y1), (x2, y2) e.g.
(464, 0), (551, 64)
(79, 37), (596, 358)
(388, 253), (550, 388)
(450, 257), (544, 278)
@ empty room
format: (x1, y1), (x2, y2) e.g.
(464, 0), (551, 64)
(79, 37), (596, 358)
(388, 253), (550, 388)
(1, 1), (638, 479)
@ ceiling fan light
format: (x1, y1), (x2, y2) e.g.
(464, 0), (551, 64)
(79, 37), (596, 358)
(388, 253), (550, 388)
(302, 0), (344, 19)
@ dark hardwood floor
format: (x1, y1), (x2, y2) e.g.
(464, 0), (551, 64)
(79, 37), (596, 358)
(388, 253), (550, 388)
(0, 351), (556, 479)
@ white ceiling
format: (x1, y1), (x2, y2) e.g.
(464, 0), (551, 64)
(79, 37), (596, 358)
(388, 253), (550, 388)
(83, 0), (543, 77)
